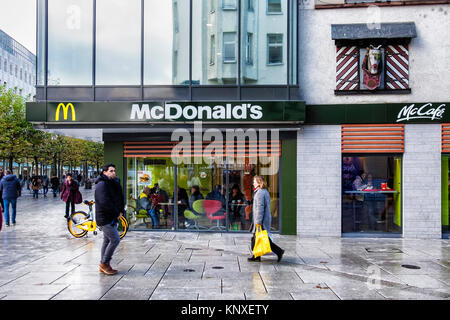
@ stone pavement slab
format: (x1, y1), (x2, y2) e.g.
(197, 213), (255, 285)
(0, 187), (449, 300)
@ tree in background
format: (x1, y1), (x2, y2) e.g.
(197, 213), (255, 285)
(0, 86), (104, 179)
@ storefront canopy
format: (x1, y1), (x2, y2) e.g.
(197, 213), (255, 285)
(26, 101), (306, 127)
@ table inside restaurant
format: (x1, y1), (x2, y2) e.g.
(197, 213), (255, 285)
(344, 189), (398, 232)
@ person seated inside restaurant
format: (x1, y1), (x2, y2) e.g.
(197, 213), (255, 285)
(229, 184), (247, 229)
(206, 185), (226, 209)
(138, 186), (159, 228)
(151, 183), (169, 226)
(177, 186), (189, 227)
(184, 185), (204, 228)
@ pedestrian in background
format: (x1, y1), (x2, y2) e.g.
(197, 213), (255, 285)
(31, 175), (41, 198)
(0, 168), (4, 212)
(50, 175), (60, 197)
(42, 175), (49, 197)
(60, 173), (81, 219)
(95, 164), (124, 275)
(248, 175), (285, 262)
(0, 170), (21, 227)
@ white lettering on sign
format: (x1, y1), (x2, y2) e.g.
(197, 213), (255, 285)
(130, 103), (264, 121)
(396, 103), (446, 122)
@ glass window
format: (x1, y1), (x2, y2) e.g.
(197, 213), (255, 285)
(192, 0), (238, 84)
(37, 0), (46, 85)
(125, 142), (281, 233)
(223, 0), (237, 10)
(248, 0), (254, 11)
(126, 157), (176, 230)
(267, 0), (282, 13)
(246, 33), (253, 65)
(342, 156), (402, 234)
(96, 0), (141, 85)
(442, 156), (450, 237)
(144, 0), (189, 85)
(289, 0), (297, 85)
(47, 0), (93, 85)
(267, 34), (283, 65)
(241, 0), (287, 84)
(210, 34), (216, 65)
(223, 32), (237, 63)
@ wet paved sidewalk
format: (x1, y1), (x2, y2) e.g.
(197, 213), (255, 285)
(0, 187), (449, 300)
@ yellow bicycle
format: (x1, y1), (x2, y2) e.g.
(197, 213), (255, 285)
(67, 200), (128, 239)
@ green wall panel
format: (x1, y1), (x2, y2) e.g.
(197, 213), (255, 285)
(442, 156), (449, 227)
(281, 138), (297, 235)
(103, 141), (124, 185)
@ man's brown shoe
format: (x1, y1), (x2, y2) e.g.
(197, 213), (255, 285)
(99, 263), (117, 275)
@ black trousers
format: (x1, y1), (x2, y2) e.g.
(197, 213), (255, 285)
(251, 233), (284, 257)
(65, 201), (75, 216)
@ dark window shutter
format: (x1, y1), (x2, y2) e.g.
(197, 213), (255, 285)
(385, 45), (409, 90)
(336, 46), (360, 91)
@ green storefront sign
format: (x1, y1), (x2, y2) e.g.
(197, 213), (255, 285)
(306, 102), (448, 124)
(26, 101), (306, 124)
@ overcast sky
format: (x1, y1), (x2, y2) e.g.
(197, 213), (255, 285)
(0, 0), (36, 54)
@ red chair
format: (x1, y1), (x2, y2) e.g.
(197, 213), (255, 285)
(203, 200), (226, 231)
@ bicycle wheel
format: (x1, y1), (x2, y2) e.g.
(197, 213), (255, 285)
(68, 211), (89, 238)
(117, 215), (128, 239)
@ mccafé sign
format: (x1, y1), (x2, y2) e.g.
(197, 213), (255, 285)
(396, 103), (446, 122)
(38, 101), (305, 124)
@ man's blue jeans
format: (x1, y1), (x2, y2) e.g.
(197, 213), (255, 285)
(148, 209), (160, 227)
(100, 222), (120, 265)
(3, 198), (17, 225)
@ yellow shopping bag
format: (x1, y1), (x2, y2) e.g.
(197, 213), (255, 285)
(253, 225), (272, 258)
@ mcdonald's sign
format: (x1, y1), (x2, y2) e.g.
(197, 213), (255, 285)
(55, 103), (76, 121)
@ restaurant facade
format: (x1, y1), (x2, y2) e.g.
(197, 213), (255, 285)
(26, 0), (450, 238)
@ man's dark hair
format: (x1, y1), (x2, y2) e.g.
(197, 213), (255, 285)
(6, 169), (12, 175)
(102, 163), (116, 174)
(66, 173), (72, 177)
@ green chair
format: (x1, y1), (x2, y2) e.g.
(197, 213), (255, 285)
(184, 200), (208, 230)
(130, 197), (151, 227)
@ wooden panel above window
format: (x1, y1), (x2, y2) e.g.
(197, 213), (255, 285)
(442, 124), (450, 153)
(342, 124), (404, 153)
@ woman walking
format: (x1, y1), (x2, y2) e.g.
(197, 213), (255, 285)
(60, 173), (82, 219)
(248, 175), (285, 262)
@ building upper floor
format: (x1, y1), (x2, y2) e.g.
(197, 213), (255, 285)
(0, 29), (36, 99)
(36, 0), (299, 102)
(35, 0), (449, 104)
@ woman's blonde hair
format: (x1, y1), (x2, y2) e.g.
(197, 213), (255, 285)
(253, 175), (268, 189)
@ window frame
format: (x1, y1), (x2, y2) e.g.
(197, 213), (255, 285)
(223, 32), (237, 64)
(246, 32), (254, 65)
(267, 33), (284, 66)
(210, 34), (216, 65)
(222, 0), (237, 10)
(267, 0), (282, 14)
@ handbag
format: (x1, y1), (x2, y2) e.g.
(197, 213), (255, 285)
(74, 190), (83, 204)
(253, 225), (272, 258)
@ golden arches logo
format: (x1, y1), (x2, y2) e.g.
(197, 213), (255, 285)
(55, 103), (76, 121)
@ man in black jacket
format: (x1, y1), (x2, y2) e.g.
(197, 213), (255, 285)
(94, 163), (124, 275)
